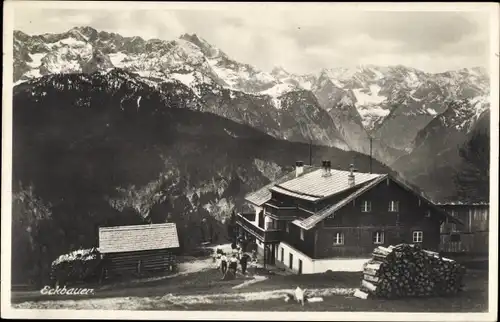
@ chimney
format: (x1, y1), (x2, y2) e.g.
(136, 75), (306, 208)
(348, 163), (356, 187)
(295, 160), (304, 177)
(322, 160), (332, 177)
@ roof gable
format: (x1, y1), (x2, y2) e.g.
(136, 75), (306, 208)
(293, 174), (463, 230)
(385, 175), (464, 225)
(98, 223), (180, 254)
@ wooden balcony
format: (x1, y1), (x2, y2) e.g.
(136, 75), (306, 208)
(236, 213), (281, 243)
(264, 205), (300, 220)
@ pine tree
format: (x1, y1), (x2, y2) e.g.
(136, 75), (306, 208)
(454, 129), (489, 202)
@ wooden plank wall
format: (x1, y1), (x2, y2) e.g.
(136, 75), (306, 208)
(316, 222), (440, 259)
(439, 205), (489, 255)
(104, 249), (176, 277)
(440, 232), (489, 254)
(316, 226), (398, 258)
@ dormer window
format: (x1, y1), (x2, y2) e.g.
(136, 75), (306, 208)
(389, 201), (399, 212)
(361, 201), (371, 212)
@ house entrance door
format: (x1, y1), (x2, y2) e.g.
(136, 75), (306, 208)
(264, 245), (274, 265)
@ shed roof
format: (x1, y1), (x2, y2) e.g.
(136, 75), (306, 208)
(98, 223), (179, 254)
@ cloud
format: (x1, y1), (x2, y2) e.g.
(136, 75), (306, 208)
(12, 7), (492, 74)
(354, 12), (478, 51)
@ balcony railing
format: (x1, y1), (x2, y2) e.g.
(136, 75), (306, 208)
(264, 205), (300, 220)
(239, 212), (255, 222)
(236, 213), (281, 243)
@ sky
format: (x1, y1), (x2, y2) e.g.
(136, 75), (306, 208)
(11, 3), (493, 75)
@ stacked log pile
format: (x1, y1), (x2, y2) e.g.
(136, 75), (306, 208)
(50, 248), (103, 286)
(356, 244), (466, 299)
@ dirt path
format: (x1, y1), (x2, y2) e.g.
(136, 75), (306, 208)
(232, 275), (267, 290)
(12, 287), (357, 310)
(10, 270), (488, 311)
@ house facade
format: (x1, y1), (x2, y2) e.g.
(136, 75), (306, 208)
(438, 202), (489, 256)
(98, 223), (180, 278)
(236, 161), (461, 274)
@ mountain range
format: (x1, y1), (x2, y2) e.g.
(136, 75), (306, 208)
(13, 26), (490, 168)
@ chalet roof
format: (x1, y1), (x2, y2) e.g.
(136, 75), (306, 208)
(245, 165), (316, 206)
(293, 175), (387, 229)
(98, 223), (180, 254)
(293, 174), (463, 230)
(271, 168), (383, 202)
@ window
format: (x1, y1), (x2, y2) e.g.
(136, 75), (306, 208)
(266, 219), (278, 230)
(413, 231), (423, 243)
(361, 201), (371, 212)
(450, 233), (461, 242)
(286, 222), (290, 233)
(333, 232), (344, 245)
(425, 210), (431, 218)
(300, 228), (304, 241)
(373, 231), (385, 244)
(389, 201), (399, 212)
(474, 210), (486, 221)
(281, 248), (284, 262)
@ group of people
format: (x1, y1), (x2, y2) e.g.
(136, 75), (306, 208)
(214, 246), (252, 278)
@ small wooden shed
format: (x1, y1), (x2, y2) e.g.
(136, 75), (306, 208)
(438, 202), (489, 255)
(98, 223), (180, 278)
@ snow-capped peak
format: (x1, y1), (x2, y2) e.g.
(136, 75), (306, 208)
(180, 33), (223, 59)
(271, 66), (290, 78)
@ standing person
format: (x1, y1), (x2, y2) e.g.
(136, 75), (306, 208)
(220, 253), (228, 275)
(239, 253), (249, 275)
(229, 254), (238, 275)
(237, 245), (243, 260)
(215, 252), (222, 269)
(252, 249), (257, 262)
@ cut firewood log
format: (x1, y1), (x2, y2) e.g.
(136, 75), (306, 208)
(364, 274), (380, 283)
(361, 280), (377, 292)
(353, 289), (369, 299)
(358, 244), (466, 299)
